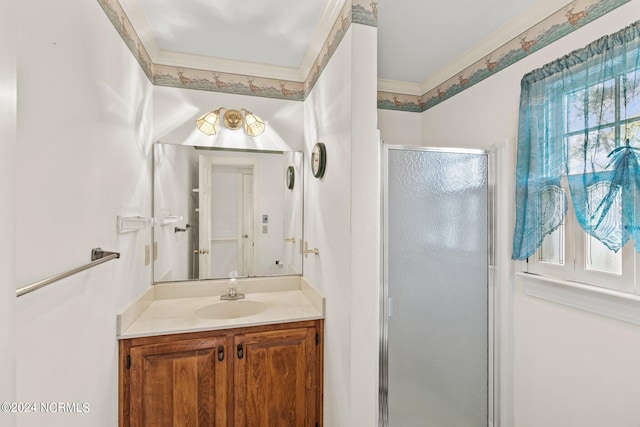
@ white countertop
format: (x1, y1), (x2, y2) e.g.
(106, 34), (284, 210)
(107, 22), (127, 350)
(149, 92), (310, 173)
(117, 276), (324, 339)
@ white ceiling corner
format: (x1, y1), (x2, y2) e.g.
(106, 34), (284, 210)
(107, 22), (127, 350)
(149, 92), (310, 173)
(118, 0), (345, 83)
(417, 0), (575, 95)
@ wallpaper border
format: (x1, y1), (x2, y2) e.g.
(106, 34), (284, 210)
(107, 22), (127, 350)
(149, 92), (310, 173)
(378, 0), (633, 112)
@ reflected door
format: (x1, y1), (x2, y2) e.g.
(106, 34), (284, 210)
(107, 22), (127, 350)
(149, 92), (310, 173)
(240, 171), (254, 277)
(198, 156), (254, 279)
(383, 147), (490, 427)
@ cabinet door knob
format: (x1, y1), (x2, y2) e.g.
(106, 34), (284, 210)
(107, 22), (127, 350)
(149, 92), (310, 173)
(237, 344), (244, 359)
(217, 345), (224, 362)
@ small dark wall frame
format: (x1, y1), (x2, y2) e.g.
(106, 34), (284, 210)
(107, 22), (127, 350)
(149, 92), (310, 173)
(286, 165), (295, 190)
(311, 142), (327, 179)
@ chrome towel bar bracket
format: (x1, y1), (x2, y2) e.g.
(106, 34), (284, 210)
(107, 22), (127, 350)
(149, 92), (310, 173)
(91, 248), (120, 261)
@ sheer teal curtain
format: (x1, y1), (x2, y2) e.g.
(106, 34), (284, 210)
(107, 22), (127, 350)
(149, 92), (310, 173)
(512, 21), (640, 260)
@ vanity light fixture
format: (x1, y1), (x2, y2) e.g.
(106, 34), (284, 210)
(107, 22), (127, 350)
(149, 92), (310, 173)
(196, 108), (266, 137)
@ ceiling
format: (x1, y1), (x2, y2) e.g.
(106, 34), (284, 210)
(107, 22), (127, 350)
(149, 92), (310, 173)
(120, 0), (570, 91)
(133, 0), (328, 69)
(377, 0), (536, 83)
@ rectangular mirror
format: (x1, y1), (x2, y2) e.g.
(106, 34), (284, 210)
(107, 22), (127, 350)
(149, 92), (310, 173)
(153, 142), (303, 282)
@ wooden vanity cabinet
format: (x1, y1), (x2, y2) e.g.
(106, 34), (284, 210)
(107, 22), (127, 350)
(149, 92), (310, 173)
(233, 327), (318, 426)
(123, 335), (232, 427)
(119, 320), (323, 427)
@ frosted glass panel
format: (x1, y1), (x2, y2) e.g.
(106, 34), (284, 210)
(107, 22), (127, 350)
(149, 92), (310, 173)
(386, 148), (488, 427)
(210, 241), (238, 279)
(211, 168), (238, 237)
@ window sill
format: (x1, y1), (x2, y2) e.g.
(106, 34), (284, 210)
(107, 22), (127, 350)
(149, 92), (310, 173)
(516, 272), (640, 326)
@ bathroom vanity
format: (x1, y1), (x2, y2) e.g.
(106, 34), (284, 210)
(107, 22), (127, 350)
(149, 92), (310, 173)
(117, 276), (324, 427)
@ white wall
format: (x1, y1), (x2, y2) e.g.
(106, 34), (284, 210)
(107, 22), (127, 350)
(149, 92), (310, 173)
(0, 0), (17, 424)
(349, 24), (380, 427)
(15, 0), (153, 425)
(304, 28), (354, 426)
(378, 108), (421, 146)
(513, 278), (640, 426)
(416, 2), (640, 425)
(303, 22), (380, 426)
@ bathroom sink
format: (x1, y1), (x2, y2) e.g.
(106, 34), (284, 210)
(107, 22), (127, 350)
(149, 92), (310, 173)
(195, 300), (269, 320)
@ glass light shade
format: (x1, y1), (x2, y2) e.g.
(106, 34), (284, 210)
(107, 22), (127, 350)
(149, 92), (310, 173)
(244, 112), (266, 136)
(196, 110), (220, 135)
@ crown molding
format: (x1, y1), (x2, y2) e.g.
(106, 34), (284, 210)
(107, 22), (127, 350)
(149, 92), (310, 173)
(299, 0), (349, 79)
(419, 0), (574, 94)
(377, 79), (421, 96)
(154, 50), (304, 82)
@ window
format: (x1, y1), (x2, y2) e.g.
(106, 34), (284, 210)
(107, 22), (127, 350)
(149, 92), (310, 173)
(513, 22), (640, 296)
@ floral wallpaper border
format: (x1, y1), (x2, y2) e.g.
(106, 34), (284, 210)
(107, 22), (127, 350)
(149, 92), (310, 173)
(97, 0), (378, 102)
(152, 65), (307, 101)
(378, 0), (633, 113)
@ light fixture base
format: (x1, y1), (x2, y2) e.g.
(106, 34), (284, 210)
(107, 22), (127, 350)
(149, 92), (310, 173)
(223, 109), (243, 130)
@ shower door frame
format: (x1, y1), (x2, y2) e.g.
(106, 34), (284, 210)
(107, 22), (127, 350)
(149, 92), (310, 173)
(379, 144), (499, 427)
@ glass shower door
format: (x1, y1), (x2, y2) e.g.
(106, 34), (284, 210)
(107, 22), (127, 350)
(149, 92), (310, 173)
(383, 146), (490, 427)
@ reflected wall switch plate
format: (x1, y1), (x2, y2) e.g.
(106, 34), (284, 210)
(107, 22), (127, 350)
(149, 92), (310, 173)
(153, 241), (158, 261)
(262, 225), (268, 233)
(145, 245), (150, 266)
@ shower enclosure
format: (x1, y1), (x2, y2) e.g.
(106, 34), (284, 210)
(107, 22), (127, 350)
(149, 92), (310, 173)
(381, 146), (495, 426)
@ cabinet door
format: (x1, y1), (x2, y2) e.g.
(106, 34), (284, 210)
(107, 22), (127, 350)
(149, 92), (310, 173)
(234, 327), (317, 427)
(129, 336), (231, 427)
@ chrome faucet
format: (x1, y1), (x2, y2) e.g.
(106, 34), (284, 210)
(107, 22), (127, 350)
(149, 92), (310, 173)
(220, 271), (245, 300)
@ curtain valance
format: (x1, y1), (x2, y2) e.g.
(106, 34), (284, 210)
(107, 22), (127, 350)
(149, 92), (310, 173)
(513, 21), (640, 260)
